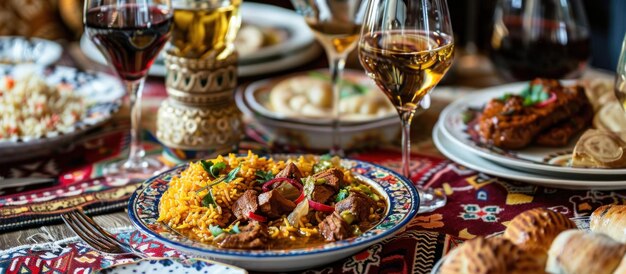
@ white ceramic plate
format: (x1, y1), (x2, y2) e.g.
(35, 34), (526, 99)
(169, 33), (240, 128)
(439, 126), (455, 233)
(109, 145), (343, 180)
(433, 123), (626, 190)
(0, 36), (62, 66)
(128, 155), (419, 272)
(438, 81), (626, 176)
(0, 64), (124, 160)
(97, 257), (247, 274)
(80, 2), (318, 77)
(243, 69), (398, 125)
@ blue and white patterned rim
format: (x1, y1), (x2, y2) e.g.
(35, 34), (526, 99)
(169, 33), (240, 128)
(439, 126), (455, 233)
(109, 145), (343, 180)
(0, 64), (124, 146)
(128, 156), (419, 258)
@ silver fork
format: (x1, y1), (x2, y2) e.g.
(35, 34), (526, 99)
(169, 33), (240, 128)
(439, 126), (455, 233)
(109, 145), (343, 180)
(61, 208), (147, 258)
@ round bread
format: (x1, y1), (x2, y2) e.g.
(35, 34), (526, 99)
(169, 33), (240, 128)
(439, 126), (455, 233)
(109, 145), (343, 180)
(440, 237), (546, 274)
(572, 129), (626, 168)
(593, 101), (626, 132)
(547, 230), (626, 274)
(590, 204), (626, 243)
(503, 208), (577, 254)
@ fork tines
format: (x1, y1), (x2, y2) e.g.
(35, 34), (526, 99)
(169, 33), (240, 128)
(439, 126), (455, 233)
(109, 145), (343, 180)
(61, 209), (130, 255)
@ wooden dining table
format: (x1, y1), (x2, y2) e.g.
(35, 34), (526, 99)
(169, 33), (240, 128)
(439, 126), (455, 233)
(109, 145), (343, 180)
(1, 3), (624, 273)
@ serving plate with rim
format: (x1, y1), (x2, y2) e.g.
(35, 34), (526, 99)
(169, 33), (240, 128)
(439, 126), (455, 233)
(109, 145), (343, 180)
(438, 81), (626, 177)
(0, 64), (124, 161)
(433, 123), (626, 190)
(128, 155), (419, 272)
(80, 2), (316, 77)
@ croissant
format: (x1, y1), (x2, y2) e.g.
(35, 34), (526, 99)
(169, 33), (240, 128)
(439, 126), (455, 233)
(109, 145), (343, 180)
(440, 237), (545, 274)
(591, 205), (626, 243)
(503, 208), (576, 254)
(546, 230), (626, 274)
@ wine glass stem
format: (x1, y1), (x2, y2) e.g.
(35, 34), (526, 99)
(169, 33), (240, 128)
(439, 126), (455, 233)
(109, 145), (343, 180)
(399, 109), (416, 178)
(328, 54), (347, 156)
(125, 78), (147, 167)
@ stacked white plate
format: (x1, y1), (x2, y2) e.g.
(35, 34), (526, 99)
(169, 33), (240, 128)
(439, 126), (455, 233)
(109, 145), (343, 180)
(433, 82), (626, 190)
(80, 2), (321, 77)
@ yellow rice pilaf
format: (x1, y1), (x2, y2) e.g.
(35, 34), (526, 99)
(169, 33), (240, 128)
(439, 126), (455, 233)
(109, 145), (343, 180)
(158, 151), (354, 243)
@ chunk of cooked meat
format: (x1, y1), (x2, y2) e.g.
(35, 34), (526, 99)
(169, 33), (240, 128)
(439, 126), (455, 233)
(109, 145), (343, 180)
(534, 102), (593, 147)
(312, 168), (344, 191)
(258, 189), (296, 218)
(217, 222), (270, 249)
(335, 191), (376, 224)
(478, 79), (590, 149)
(232, 190), (259, 221)
(275, 162), (303, 181)
(309, 184), (335, 204)
(319, 212), (351, 241)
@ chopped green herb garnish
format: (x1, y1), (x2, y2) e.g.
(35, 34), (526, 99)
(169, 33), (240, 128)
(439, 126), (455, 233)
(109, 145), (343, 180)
(200, 160), (213, 174)
(255, 170), (274, 184)
(319, 154), (332, 161)
(209, 224), (223, 236)
(224, 164), (242, 183)
(335, 188), (349, 202)
(230, 223), (240, 234)
(202, 189), (215, 207)
(461, 109), (476, 124)
(210, 162), (226, 178)
(519, 84), (549, 106)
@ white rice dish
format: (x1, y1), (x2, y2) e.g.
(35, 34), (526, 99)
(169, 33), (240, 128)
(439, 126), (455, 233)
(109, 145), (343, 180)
(0, 75), (85, 141)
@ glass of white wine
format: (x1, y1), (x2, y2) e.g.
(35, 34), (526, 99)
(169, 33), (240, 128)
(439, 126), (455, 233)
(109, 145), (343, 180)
(358, 0), (454, 212)
(616, 34), (626, 112)
(290, 0), (368, 156)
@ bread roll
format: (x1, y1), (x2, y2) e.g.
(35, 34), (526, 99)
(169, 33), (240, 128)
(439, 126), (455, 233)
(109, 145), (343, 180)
(571, 129), (626, 168)
(590, 205), (626, 243)
(504, 208), (576, 254)
(546, 230), (626, 274)
(593, 101), (626, 132)
(440, 237), (545, 274)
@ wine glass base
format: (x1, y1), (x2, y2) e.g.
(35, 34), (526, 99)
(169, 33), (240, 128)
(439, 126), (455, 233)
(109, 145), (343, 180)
(418, 187), (447, 213)
(102, 156), (166, 183)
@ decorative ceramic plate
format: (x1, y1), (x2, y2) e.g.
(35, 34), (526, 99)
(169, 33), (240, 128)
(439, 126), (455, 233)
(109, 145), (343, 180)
(0, 64), (124, 158)
(97, 257), (247, 274)
(80, 2), (317, 77)
(128, 156), (419, 272)
(438, 81), (626, 176)
(434, 123), (626, 190)
(0, 37), (62, 66)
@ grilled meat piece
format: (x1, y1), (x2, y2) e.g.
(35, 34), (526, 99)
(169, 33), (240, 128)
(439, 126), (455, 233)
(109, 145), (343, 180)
(319, 212), (351, 241)
(478, 79), (590, 149)
(311, 168), (344, 191)
(258, 189), (296, 218)
(232, 190), (259, 221)
(335, 191), (376, 225)
(275, 162), (303, 181)
(310, 184), (335, 204)
(218, 222), (269, 249)
(535, 103), (593, 147)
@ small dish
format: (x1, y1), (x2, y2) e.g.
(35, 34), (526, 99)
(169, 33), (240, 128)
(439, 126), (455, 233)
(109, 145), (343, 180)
(0, 36), (62, 66)
(0, 64), (124, 161)
(128, 155), (419, 272)
(235, 84), (401, 151)
(97, 257), (247, 274)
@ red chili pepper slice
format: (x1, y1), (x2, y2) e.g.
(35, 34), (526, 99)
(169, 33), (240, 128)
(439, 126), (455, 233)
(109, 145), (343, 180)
(262, 178), (303, 192)
(308, 199), (335, 212)
(248, 212), (267, 222)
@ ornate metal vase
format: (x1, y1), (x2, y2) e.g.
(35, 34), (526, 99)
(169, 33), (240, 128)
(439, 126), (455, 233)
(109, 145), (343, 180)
(156, 51), (242, 161)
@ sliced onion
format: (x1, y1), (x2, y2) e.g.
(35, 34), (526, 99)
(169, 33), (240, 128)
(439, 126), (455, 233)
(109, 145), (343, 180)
(262, 178), (303, 192)
(294, 191), (305, 204)
(248, 212), (267, 222)
(308, 199), (335, 212)
(535, 92), (557, 108)
(287, 197), (309, 227)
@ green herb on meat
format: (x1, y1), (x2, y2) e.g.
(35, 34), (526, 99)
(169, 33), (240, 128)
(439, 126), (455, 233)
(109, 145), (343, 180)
(335, 188), (349, 202)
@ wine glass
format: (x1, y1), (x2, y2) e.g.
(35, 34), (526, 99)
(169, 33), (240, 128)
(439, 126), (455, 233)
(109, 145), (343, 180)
(84, 0), (173, 181)
(489, 0), (591, 81)
(615, 34), (626, 112)
(290, 0), (369, 156)
(358, 0), (454, 212)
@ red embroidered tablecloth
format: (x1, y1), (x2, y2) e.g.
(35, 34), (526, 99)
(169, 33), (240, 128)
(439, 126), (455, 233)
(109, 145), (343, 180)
(1, 81), (625, 274)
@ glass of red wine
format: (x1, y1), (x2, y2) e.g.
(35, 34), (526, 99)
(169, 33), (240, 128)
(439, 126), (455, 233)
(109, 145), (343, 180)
(84, 0), (173, 181)
(489, 0), (590, 81)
